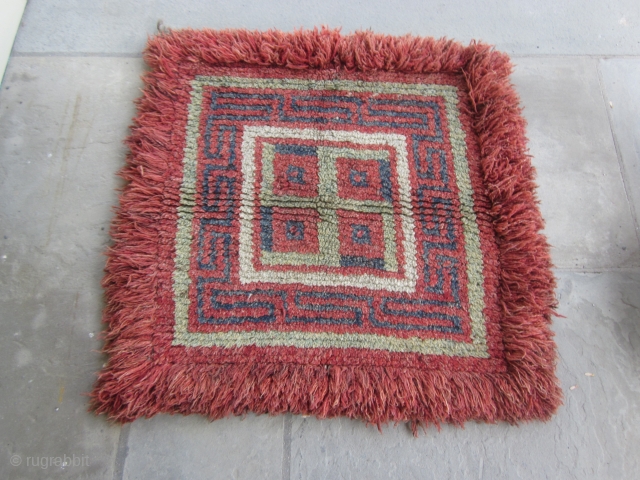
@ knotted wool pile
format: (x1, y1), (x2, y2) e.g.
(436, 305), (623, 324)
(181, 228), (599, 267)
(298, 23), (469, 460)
(90, 28), (562, 432)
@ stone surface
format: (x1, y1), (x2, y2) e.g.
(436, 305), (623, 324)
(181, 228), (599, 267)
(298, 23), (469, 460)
(599, 58), (640, 237)
(0, 57), (143, 479)
(289, 272), (640, 480)
(122, 415), (285, 480)
(512, 56), (640, 270)
(1, 3), (640, 478)
(11, 0), (640, 56)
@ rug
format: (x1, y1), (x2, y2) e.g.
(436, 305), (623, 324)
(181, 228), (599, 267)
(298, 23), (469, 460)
(90, 28), (562, 431)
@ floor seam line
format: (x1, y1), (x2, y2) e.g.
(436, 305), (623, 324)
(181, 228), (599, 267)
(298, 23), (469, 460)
(9, 52), (640, 59)
(595, 59), (640, 245)
(511, 54), (640, 59)
(112, 424), (131, 480)
(553, 267), (640, 273)
(282, 414), (292, 480)
(11, 51), (143, 58)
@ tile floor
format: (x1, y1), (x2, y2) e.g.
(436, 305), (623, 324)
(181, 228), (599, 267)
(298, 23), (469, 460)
(1, 2), (639, 479)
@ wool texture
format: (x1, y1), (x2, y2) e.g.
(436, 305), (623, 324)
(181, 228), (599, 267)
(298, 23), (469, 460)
(90, 27), (562, 434)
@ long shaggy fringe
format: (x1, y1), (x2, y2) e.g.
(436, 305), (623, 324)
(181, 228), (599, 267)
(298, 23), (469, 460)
(90, 27), (562, 433)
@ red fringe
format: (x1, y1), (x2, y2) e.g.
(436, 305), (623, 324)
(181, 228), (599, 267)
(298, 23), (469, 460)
(90, 27), (562, 433)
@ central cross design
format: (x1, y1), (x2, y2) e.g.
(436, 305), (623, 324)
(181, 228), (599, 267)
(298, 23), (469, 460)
(258, 142), (399, 272)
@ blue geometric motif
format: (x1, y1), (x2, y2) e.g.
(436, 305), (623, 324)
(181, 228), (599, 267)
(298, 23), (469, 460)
(195, 281), (462, 332)
(208, 92), (444, 137)
(375, 298), (462, 333)
(203, 123), (236, 170)
(351, 224), (371, 244)
(202, 172), (235, 218)
(340, 255), (384, 271)
(422, 254), (461, 307)
(275, 143), (317, 156)
(286, 165), (306, 185)
(197, 220), (232, 283)
(416, 187), (462, 308)
(414, 144), (448, 183)
(197, 285), (286, 325)
(349, 169), (369, 187)
(286, 291), (369, 326)
(377, 159), (394, 202)
(196, 84), (468, 336)
(417, 190), (455, 242)
(260, 206), (274, 252)
(286, 220), (305, 241)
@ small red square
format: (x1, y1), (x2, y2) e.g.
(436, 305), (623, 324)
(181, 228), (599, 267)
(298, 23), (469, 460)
(337, 210), (386, 260)
(336, 157), (388, 202)
(271, 207), (320, 254)
(272, 144), (319, 198)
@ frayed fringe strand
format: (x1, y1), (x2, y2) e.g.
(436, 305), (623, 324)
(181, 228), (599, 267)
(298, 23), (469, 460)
(92, 363), (559, 429)
(90, 27), (562, 433)
(144, 27), (474, 74)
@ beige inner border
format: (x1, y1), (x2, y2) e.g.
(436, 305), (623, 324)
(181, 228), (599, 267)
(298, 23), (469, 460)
(238, 127), (417, 291)
(171, 76), (489, 358)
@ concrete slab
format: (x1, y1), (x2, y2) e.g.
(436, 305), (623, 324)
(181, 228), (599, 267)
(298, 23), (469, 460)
(289, 271), (640, 480)
(122, 414), (285, 480)
(11, 0), (640, 56)
(511, 57), (640, 270)
(0, 56), (144, 479)
(2, 17), (640, 479)
(599, 59), (640, 236)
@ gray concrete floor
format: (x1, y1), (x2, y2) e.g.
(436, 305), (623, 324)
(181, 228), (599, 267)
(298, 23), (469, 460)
(1, 2), (639, 479)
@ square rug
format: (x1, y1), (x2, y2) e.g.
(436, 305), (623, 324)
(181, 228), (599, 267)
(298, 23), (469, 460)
(91, 28), (562, 431)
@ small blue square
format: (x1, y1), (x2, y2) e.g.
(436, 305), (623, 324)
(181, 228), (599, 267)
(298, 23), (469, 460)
(286, 220), (305, 241)
(351, 224), (371, 245)
(287, 165), (306, 184)
(349, 169), (369, 187)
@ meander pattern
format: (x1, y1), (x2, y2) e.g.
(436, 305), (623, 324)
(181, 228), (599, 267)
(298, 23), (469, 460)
(171, 76), (493, 358)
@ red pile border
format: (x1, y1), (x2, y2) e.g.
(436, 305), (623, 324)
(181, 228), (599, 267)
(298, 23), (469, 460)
(90, 28), (562, 433)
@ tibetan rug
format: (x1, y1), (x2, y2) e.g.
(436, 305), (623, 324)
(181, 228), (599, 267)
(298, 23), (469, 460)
(90, 28), (562, 431)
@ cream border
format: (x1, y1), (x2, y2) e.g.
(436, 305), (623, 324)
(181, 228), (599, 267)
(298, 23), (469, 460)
(238, 126), (417, 291)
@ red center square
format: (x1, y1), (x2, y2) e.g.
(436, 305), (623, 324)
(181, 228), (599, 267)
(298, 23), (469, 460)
(337, 210), (386, 260)
(272, 146), (319, 198)
(271, 206), (320, 254)
(336, 157), (386, 202)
